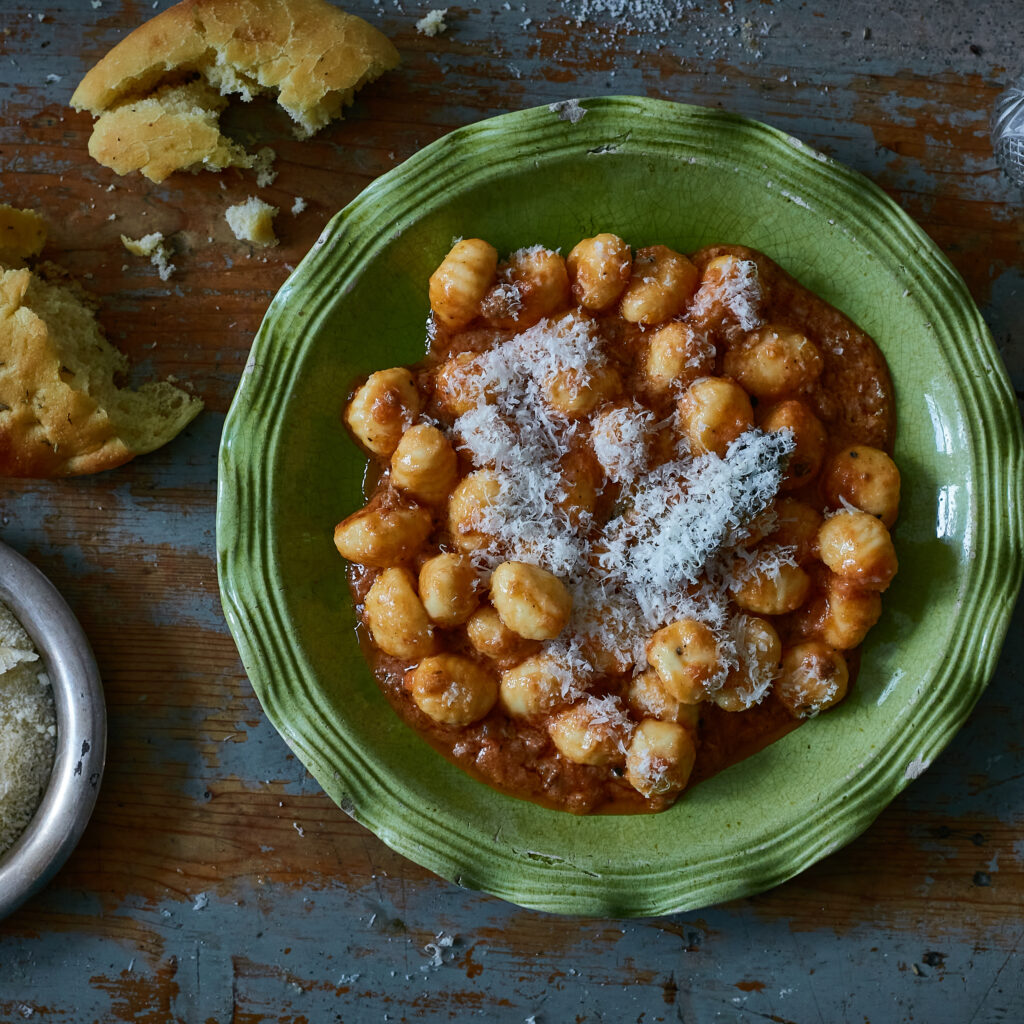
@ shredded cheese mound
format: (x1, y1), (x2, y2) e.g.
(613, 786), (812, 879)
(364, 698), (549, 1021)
(449, 313), (795, 698)
(590, 401), (654, 485)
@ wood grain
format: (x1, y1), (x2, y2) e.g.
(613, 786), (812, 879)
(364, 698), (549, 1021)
(1, 1), (1022, 1021)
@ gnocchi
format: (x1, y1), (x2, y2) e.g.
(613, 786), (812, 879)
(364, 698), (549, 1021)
(345, 368), (420, 457)
(334, 237), (899, 814)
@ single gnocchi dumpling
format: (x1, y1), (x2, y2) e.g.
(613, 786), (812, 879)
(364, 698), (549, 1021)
(547, 697), (632, 766)
(428, 238), (498, 331)
(566, 233), (632, 312)
(447, 469), (503, 553)
(406, 654), (498, 726)
(490, 561), (572, 641)
(820, 446), (901, 527)
(729, 550), (811, 616)
(624, 719), (697, 799)
(344, 367), (421, 457)
(364, 568), (436, 660)
(677, 376), (754, 457)
(644, 321), (716, 393)
(619, 245), (699, 326)
(689, 254), (765, 336)
(775, 641), (849, 718)
(333, 503), (433, 567)
(434, 351), (495, 417)
(499, 652), (576, 717)
(820, 572), (882, 650)
(646, 619), (721, 704)
(768, 498), (823, 563)
(418, 552), (481, 627)
(543, 361), (622, 418)
(713, 616), (781, 712)
(817, 509), (898, 591)
(391, 424), (459, 506)
(758, 400), (827, 489)
(723, 326), (823, 400)
(481, 245), (571, 329)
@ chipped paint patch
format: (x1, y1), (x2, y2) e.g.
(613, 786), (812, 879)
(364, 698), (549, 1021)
(779, 188), (812, 209)
(549, 98), (587, 123)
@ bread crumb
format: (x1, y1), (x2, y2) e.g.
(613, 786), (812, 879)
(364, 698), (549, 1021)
(291, 196), (307, 215)
(226, 197), (279, 247)
(121, 232), (175, 281)
(253, 146), (277, 187)
(416, 8), (448, 36)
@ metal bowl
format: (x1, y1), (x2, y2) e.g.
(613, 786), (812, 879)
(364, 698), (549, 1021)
(0, 540), (106, 921)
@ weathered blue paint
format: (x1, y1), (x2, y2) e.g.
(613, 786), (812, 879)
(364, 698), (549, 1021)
(1, 0), (1022, 1020)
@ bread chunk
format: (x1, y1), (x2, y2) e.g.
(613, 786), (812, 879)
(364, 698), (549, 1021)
(88, 80), (253, 183)
(0, 207), (47, 266)
(71, 0), (400, 182)
(0, 268), (202, 477)
(225, 197), (279, 247)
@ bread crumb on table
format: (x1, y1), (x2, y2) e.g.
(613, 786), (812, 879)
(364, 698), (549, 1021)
(252, 146), (277, 188)
(416, 8), (449, 36)
(291, 196), (307, 215)
(121, 231), (175, 281)
(226, 197), (279, 247)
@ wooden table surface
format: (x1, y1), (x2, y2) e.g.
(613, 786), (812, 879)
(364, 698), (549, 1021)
(2, 1), (1023, 1021)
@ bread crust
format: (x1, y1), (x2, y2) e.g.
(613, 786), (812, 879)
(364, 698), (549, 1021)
(0, 269), (202, 478)
(71, 0), (400, 125)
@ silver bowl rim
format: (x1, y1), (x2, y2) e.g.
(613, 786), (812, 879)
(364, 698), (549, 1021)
(0, 539), (106, 921)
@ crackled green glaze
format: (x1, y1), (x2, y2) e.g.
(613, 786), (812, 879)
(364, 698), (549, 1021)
(216, 97), (1024, 916)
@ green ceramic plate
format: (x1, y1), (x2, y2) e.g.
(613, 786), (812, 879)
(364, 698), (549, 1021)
(217, 96), (1024, 916)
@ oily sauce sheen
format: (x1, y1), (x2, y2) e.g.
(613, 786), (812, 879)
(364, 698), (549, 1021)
(336, 241), (898, 815)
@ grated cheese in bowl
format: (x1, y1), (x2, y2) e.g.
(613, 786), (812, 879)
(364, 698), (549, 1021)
(0, 601), (56, 860)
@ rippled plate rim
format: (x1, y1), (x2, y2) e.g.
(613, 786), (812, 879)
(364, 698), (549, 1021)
(216, 96), (1024, 916)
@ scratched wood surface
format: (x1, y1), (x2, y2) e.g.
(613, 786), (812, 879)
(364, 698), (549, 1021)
(1, 1), (1023, 1021)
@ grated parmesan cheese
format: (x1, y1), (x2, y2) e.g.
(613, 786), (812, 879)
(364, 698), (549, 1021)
(0, 602), (56, 859)
(691, 257), (763, 333)
(590, 402), (654, 485)
(448, 311), (795, 698)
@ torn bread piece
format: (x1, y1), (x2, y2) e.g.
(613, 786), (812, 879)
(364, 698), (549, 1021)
(225, 197), (278, 247)
(0, 207), (47, 266)
(71, 0), (400, 183)
(88, 80), (254, 183)
(0, 267), (203, 477)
